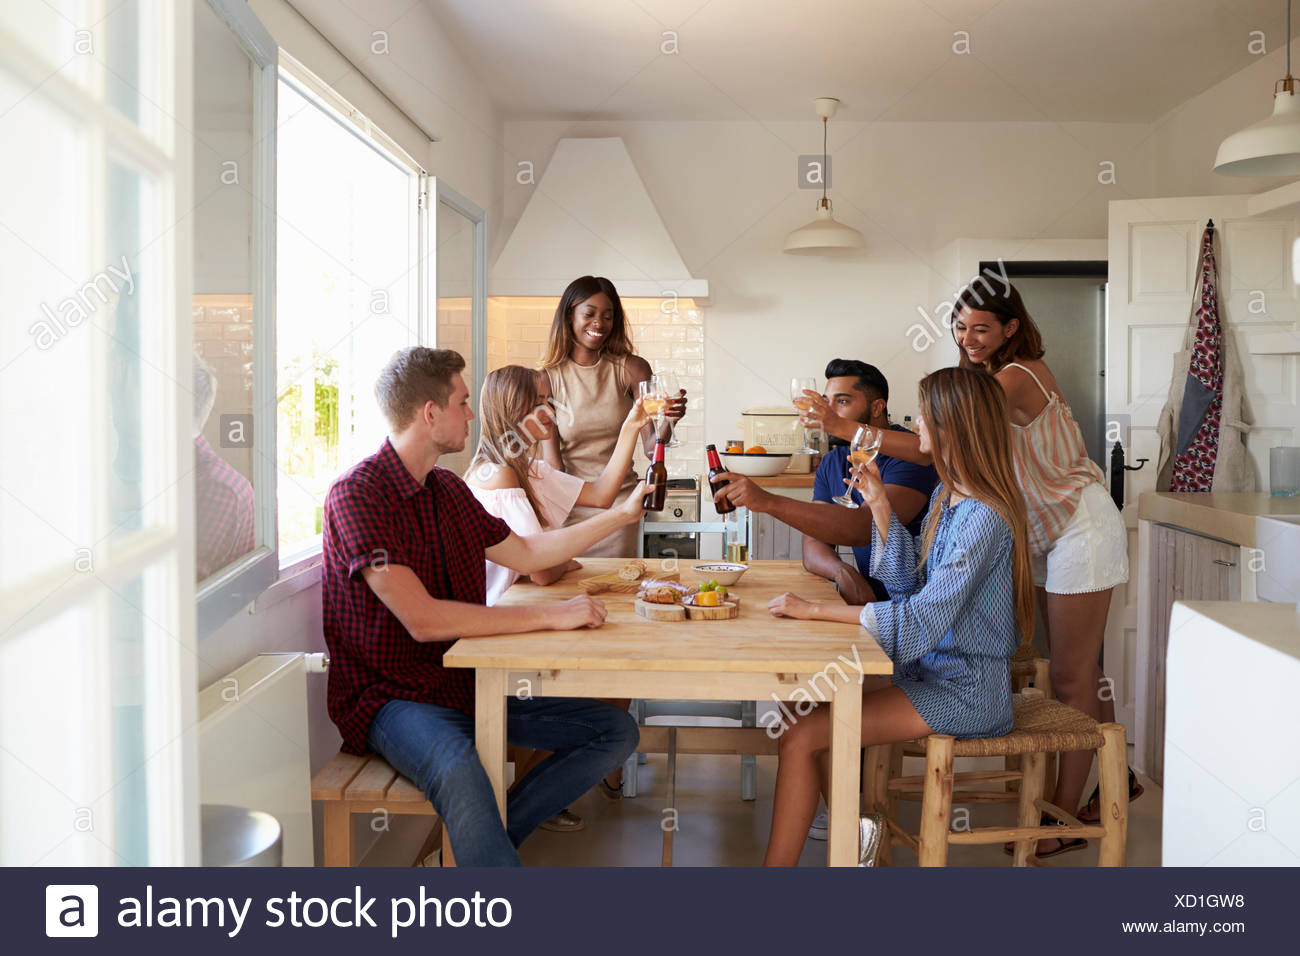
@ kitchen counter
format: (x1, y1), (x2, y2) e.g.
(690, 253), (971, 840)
(1138, 491), (1300, 547)
(1135, 491), (1300, 785)
(1163, 600), (1300, 865)
(1175, 599), (1299, 644)
(753, 474), (815, 488)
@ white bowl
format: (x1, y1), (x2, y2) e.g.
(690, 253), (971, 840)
(719, 451), (791, 477)
(692, 563), (749, 586)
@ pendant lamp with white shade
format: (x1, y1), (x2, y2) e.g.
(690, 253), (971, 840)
(1214, 0), (1300, 176)
(784, 97), (866, 255)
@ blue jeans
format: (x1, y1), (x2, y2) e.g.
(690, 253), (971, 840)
(368, 696), (638, 866)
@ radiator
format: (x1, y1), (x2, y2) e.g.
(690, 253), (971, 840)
(198, 652), (326, 866)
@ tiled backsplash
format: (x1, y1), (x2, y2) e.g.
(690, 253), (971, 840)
(486, 296), (706, 477)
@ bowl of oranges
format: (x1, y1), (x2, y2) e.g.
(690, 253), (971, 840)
(719, 445), (792, 477)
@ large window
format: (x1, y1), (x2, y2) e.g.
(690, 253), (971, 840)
(275, 64), (421, 563)
(0, 0), (193, 865)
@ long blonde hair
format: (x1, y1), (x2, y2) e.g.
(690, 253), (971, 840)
(466, 365), (551, 525)
(915, 367), (1035, 642)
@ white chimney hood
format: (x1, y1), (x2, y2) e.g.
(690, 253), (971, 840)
(490, 137), (708, 300)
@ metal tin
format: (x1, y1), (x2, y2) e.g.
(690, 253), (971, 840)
(201, 804), (283, 867)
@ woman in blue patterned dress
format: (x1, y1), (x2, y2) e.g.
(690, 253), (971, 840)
(762, 367), (1035, 866)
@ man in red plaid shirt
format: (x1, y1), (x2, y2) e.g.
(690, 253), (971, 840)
(322, 347), (645, 866)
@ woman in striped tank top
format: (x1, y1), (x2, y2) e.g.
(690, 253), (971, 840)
(856, 282), (1140, 858)
(949, 282), (1138, 857)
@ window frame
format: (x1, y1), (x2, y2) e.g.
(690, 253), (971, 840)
(430, 178), (488, 456)
(270, 53), (427, 572)
(194, 0), (279, 638)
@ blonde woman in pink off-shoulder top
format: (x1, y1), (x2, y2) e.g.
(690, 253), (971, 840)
(465, 364), (650, 831)
(465, 365), (650, 603)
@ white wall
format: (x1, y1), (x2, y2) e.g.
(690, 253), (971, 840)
(1136, 45), (1297, 199)
(497, 45), (1300, 440)
(501, 119), (1156, 433)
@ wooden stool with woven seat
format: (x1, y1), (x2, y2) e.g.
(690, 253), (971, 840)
(896, 646), (1053, 788)
(862, 689), (1128, 867)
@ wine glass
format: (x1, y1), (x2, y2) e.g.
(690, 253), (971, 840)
(833, 425), (882, 508)
(791, 377), (818, 454)
(638, 377), (669, 441)
(659, 370), (683, 447)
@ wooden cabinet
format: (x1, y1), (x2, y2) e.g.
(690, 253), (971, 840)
(749, 512), (805, 561)
(1141, 524), (1240, 785)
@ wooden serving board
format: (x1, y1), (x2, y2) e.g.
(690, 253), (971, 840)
(581, 570), (679, 595)
(634, 597), (741, 622)
(634, 599), (686, 622)
(685, 601), (739, 621)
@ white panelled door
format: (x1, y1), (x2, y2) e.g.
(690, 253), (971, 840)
(1106, 195), (1300, 751)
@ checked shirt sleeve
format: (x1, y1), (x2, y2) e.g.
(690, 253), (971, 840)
(324, 477), (409, 579)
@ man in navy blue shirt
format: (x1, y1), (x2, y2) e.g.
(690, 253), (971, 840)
(715, 360), (938, 607)
(801, 359), (937, 602)
(803, 360), (938, 602)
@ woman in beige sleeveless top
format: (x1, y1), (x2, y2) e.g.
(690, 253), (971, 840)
(541, 276), (686, 557)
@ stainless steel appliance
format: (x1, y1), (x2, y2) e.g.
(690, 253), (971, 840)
(642, 477), (701, 560)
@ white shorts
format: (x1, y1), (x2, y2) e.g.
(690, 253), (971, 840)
(1032, 482), (1129, 594)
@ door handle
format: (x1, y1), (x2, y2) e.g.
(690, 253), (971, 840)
(1212, 559), (1236, 567)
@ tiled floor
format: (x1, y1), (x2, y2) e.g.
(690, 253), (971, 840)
(364, 746), (1161, 867)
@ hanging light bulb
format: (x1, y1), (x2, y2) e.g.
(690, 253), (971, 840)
(1215, 0), (1300, 176)
(784, 97), (866, 255)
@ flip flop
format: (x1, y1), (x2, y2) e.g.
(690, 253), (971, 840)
(1077, 767), (1144, 823)
(1003, 813), (1088, 859)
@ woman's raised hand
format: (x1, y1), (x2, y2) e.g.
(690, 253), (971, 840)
(847, 458), (888, 510)
(795, 389), (830, 429)
(618, 480), (651, 522)
(623, 395), (652, 432)
(664, 389), (687, 423)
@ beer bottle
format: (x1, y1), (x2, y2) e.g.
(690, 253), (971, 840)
(643, 440), (667, 511)
(706, 443), (735, 514)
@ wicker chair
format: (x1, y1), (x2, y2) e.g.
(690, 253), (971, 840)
(862, 688), (1128, 867)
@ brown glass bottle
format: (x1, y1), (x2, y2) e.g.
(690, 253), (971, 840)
(642, 440), (667, 511)
(706, 443), (735, 514)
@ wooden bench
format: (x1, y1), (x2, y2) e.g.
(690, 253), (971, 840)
(311, 753), (447, 866)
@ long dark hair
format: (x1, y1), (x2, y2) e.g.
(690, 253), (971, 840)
(951, 280), (1044, 373)
(916, 367), (1035, 642)
(540, 276), (635, 369)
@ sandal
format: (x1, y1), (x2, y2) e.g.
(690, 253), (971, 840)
(1003, 813), (1088, 859)
(597, 778), (622, 801)
(1077, 767), (1143, 823)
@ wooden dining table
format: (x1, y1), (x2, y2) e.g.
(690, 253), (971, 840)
(443, 558), (891, 866)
